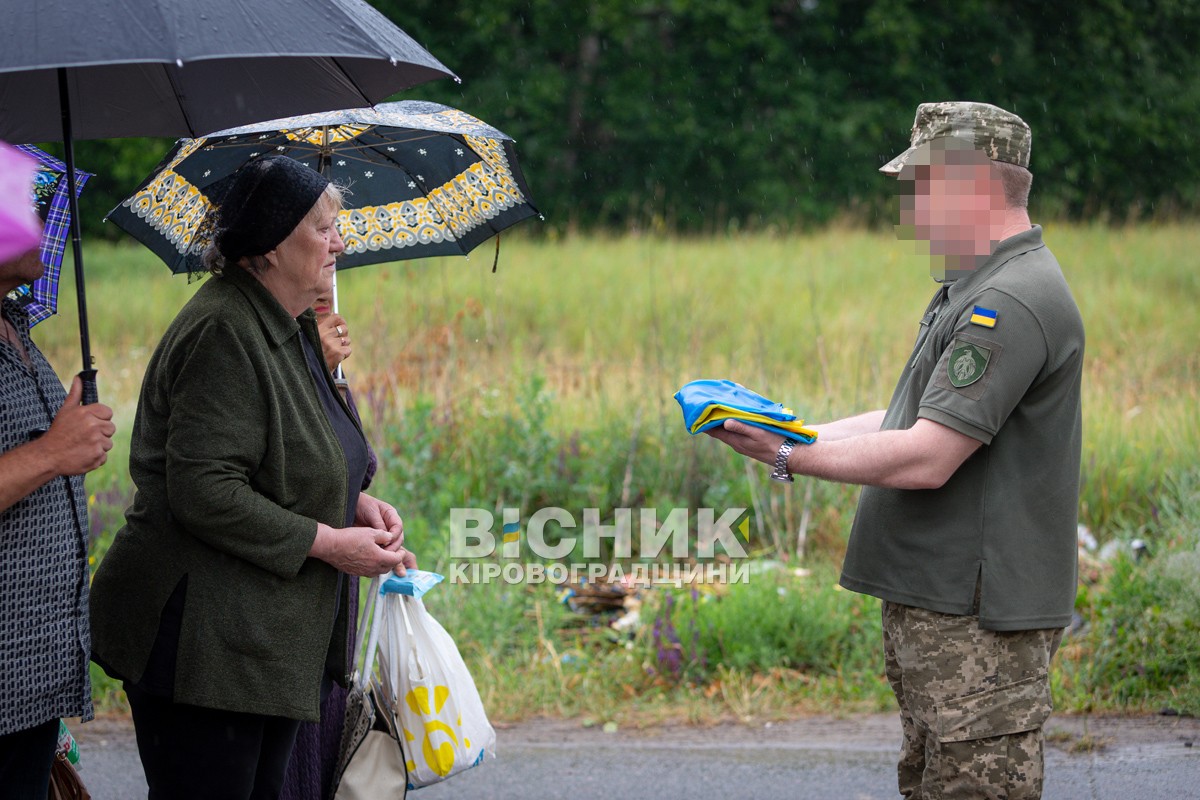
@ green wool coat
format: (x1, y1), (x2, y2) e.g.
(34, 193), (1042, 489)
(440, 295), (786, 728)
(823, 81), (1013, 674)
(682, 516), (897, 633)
(90, 265), (362, 721)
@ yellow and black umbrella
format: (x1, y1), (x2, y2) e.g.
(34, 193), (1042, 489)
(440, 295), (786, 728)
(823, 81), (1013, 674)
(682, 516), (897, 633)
(108, 101), (540, 275)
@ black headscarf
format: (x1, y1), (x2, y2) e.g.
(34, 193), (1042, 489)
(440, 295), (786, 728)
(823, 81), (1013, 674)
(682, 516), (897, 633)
(215, 156), (329, 263)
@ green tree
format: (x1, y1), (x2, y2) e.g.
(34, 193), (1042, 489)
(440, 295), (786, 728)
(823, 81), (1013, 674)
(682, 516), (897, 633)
(36, 0), (1200, 239)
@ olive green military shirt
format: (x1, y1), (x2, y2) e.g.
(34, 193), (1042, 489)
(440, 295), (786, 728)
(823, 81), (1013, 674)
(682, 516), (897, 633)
(840, 226), (1084, 631)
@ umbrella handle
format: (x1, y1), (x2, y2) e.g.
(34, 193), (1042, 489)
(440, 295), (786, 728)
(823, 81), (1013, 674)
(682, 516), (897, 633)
(78, 369), (99, 406)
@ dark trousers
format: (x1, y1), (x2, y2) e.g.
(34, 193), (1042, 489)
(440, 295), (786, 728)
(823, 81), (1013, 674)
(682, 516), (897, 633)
(0, 718), (58, 799)
(125, 682), (301, 800)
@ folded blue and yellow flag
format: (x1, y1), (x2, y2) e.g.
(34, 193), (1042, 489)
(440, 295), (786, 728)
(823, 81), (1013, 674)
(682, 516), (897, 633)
(674, 379), (817, 443)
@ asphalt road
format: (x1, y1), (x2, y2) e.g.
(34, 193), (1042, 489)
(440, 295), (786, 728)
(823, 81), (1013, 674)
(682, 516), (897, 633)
(72, 712), (1199, 799)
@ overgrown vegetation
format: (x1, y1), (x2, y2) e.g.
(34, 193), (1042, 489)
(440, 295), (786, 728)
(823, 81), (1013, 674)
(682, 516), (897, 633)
(1055, 472), (1200, 716)
(55, 227), (1197, 721)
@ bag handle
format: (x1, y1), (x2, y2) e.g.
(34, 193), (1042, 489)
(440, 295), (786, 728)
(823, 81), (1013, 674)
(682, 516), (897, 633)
(395, 594), (429, 683)
(352, 574), (387, 691)
(398, 593), (415, 639)
(354, 577), (378, 658)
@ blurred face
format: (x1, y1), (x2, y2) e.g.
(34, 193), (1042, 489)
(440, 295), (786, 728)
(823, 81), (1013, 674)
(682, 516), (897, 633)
(312, 292), (333, 317)
(0, 245), (45, 295)
(896, 146), (1007, 277)
(263, 192), (344, 312)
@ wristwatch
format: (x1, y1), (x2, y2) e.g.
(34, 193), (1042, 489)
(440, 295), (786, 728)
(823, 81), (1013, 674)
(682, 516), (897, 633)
(770, 438), (798, 483)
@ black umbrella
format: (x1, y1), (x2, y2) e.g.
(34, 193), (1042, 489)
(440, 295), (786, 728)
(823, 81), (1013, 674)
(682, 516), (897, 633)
(0, 0), (456, 402)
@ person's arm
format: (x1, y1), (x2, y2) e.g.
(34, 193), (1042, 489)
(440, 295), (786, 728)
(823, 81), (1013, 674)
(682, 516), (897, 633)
(808, 409), (887, 442)
(349, 492), (415, 575)
(707, 416), (980, 490)
(162, 318), (409, 579)
(310, 492), (417, 576)
(0, 376), (114, 513)
(316, 312), (352, 372)
(310, 522), (412, 576)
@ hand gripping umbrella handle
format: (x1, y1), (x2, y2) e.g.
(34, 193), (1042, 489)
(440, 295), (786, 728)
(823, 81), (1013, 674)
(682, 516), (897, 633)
(78, 369), (99, 406)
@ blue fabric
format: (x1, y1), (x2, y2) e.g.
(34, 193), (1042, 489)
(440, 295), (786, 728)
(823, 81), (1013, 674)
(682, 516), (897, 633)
(12, 145), (91, 327)
(381, 569), (444, 598)
(673, 379), (817, 443)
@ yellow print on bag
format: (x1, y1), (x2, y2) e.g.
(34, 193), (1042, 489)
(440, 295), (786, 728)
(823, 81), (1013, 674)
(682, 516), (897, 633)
(403, 684), (472, 778)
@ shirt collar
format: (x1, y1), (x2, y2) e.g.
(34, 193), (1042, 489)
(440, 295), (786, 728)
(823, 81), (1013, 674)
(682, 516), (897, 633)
(944, 225), (1045, 301)
(1, 296), (32, 338)
(220, 265), (302, 347)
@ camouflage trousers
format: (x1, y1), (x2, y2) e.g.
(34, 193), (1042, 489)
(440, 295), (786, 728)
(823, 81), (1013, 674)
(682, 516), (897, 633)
(882, 600), (1064, 800)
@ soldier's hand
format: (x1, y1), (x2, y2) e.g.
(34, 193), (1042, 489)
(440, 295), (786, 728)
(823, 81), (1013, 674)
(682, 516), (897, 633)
(705, 419), (785, 467)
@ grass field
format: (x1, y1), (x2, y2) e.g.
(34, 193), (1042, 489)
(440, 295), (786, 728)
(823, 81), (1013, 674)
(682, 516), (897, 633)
(30, 224), (1199, 721)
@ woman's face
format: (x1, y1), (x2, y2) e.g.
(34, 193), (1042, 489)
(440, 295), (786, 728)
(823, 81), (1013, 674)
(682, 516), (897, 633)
(312, 292), (333, 317)
(266, 195), (344, 311)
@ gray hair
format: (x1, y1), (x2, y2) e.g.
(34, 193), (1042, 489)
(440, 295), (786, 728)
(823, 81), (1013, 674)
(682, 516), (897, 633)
(201, 182), (346, 277)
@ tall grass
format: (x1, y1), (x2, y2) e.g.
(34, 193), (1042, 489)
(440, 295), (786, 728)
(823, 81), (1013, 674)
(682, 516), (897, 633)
(33, 224), (1199, 719)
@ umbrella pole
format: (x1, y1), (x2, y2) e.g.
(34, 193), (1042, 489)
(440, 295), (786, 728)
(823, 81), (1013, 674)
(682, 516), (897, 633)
(317, 130), (345, 382)
(331, 270), (343, 382)
(58, 68), (98, 405)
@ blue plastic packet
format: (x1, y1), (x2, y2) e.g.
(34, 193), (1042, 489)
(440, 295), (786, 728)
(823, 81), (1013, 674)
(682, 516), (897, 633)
(380, 569), (445, 598)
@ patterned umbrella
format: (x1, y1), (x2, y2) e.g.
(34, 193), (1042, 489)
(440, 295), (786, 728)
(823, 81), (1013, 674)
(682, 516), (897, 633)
(4, 145), (91, 326)
(108, 101), (540, 275)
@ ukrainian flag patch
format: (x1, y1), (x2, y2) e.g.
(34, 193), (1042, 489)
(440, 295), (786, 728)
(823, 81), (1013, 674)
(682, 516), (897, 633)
(969, 305), (998, 328)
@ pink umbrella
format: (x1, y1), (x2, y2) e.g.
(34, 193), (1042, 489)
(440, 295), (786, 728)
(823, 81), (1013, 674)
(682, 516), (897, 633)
(0, 141), (39, 263)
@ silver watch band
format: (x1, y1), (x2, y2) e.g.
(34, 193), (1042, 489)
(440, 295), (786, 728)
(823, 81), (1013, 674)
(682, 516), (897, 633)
(770, 438), (798, 483)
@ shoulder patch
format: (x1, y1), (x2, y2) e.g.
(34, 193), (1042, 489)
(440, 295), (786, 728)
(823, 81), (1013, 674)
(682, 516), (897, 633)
(969, 305), (998, 328)
(948, 341), (992, 387)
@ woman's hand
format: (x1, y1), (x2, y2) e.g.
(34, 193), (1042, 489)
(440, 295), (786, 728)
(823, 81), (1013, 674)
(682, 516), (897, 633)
(310, 523), (410, 577)
(316, 312), (352, 372)
(355, 493), (403, 551)
(355, 493), (417, 575)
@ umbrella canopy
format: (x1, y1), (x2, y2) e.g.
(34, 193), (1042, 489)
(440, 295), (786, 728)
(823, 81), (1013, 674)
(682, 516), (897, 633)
(5, 145), (92, 326)
(0, 0), (455, 403)
(0, 0), (457, 142)
(108, 100), (540, 274)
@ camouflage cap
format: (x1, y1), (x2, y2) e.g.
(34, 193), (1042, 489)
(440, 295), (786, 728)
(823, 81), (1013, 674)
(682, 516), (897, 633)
(880, 101), (1031, 176)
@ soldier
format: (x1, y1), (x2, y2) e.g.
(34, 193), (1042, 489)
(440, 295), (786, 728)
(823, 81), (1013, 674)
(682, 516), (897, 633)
(707, 102), (1084, 799)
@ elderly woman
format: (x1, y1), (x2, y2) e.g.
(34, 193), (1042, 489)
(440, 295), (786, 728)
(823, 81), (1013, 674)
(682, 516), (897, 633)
(89, 156), (414, 799)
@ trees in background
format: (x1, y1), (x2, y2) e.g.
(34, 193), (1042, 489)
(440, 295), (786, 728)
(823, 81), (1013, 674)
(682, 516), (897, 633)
(62, 0), (1200, 238)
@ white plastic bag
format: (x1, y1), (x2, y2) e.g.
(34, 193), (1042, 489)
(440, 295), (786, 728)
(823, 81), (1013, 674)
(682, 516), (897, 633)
(377, 592), (496, 789)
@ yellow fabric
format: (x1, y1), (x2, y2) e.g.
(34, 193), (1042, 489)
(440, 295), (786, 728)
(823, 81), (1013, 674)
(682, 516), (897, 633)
(690, 404), (818, 439)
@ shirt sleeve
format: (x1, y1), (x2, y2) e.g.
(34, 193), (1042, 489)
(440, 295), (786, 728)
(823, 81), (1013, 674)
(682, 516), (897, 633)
(162, 318), (316, 579)
(917, 288), (1048, 445)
